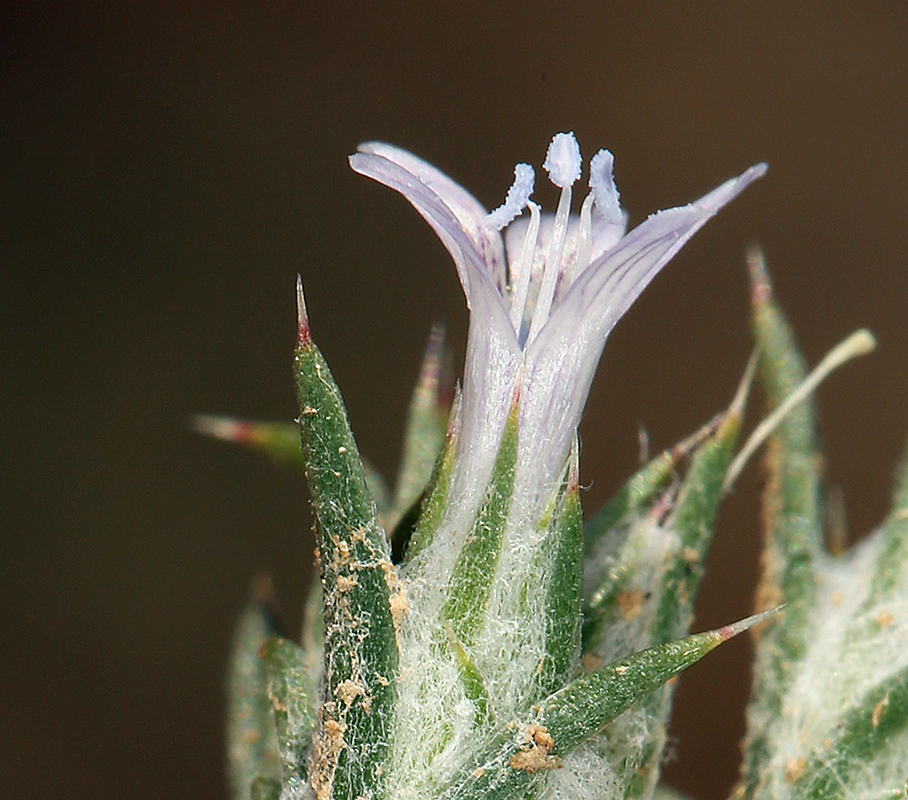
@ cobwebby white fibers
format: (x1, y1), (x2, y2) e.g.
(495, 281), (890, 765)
(388, 459), (570, 798)
(754, 525), (908, 800)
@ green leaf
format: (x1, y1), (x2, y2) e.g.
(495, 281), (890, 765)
(621, 408), (742, 799)
(443, 621), (492, 723)
(260, 637), (315, 793)
(193, 416), (305, 466)
(864, 438), (908, 607)
(399, 390), (460, 565)
(582, 415), (723, 655)
(191, 415), (392, 517)
(790, 665), (908, 800)
(294, 281), (399, 800)
(583, 450), (677, 553)
(225, 576), (284, 800)
(583, 415), (720, 557)
(652, 410), (741, 644)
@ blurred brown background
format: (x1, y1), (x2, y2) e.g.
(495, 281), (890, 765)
(3, 3), (907, 798)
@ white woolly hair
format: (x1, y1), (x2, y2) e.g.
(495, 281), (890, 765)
(388, 469), (693, 800)
(540, 743), (622, 800)
(559, 506), (687, 800)
(751, 525), (908, 800)
(583, 508), (686, 662)
(388, 450), (574, 799)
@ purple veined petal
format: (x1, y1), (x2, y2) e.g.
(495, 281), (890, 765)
(350, 141), (524, 520)
(588, 210), (629, 263)
(350, 143), (509, 301)
(516, 163), (768, 508)
(503, 212), (630, 334)
(562, 162), (768, 333)
(504, 213), (629, 288)
(452, 279), (523, 520)
(518, 205), (716, 501)
(516, 324), (595, 514)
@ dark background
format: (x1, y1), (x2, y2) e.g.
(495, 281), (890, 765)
(4, 3), (907, 799)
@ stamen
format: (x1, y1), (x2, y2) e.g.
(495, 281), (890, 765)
(589, 149), (622, 224)
(485, 163), (535, 231)
(542, 132), (582, 188)
(572, 193), (596, 283)
(509, 201), (541, 333)
(526, 179), (573, 346)
(519, 134), (585, 344)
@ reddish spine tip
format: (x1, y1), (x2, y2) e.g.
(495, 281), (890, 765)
(296, 275), (311, 346)
(717, 606), (785, 642)
(509, 370), (523, 414)
(234, 421), (258, 445)
(191, 414), (251, 443)
(566, 453), (580, 494)
(746, 244), (772, 306)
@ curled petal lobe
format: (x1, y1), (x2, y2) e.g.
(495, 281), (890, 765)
(350, 142), (509, 302)
(513, 163), (767, 506)
(560, 161), (769, 333)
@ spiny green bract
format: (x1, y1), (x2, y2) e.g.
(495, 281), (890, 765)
(734, 250), (908, 800)
(207, 254), (908, 800)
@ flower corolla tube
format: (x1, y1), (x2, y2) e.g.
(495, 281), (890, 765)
(350, 133), (766, 535)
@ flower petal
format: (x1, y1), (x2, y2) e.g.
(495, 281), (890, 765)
(565, 162), (768, 333)
(350, 143), (525, 532)
(517, 163), (767, 510)
(350, 143), (509, 302)
(503, 212), (629, 329)
(451, 281), (523, 546)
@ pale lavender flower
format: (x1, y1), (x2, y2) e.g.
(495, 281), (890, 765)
(350, 133), (766, 526)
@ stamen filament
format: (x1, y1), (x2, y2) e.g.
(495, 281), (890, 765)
(571, 193), (596, 287)
(509, 202), (541, 334)
(527, 183), (572, 346)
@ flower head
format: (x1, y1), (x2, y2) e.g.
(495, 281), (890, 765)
(350, 133), (766, 528)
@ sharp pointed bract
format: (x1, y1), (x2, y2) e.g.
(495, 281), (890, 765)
(296, 274), (311, 346)
(717, 606), (785, 642)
